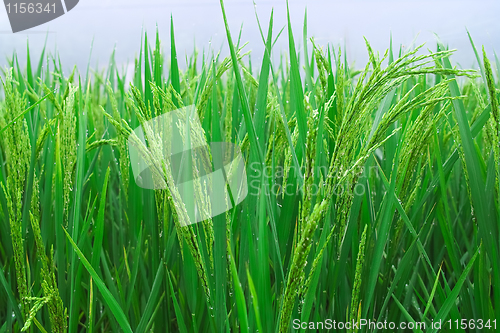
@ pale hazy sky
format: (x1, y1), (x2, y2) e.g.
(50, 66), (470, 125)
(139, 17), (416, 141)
(1, 0), (499, 73)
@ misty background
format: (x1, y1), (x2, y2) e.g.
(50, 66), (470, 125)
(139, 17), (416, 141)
(1, 0), (499, 78)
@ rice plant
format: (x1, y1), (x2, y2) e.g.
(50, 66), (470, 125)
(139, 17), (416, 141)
(0, 1), (499, 332)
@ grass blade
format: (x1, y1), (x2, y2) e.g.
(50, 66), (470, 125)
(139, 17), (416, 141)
(135, 260), (165, 333)
(429, 246), (480, 333)
(63, 228), (133, 333)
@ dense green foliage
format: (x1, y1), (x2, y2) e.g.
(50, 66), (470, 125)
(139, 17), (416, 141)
(0, 4), (499, 332)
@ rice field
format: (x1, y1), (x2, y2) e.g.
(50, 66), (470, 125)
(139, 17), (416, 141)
(0, 2), (499, 332)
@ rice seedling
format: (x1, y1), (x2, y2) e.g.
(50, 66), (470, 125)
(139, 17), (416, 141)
(0, 1), (498, 332)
